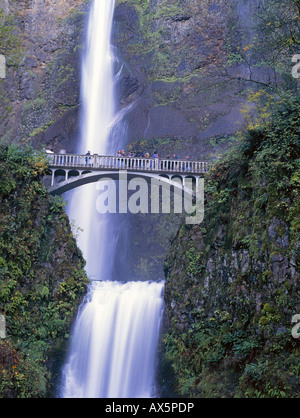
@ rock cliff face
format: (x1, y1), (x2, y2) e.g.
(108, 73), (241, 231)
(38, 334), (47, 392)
(113, 0), (237, 158)
(110, 0), (299, 279)
(0, 0), (89, 151)
(1, 0), (297, 155)
(112, 0), (286, 159)
(160, 99), (300, 398)
(1, 0), (279, 159)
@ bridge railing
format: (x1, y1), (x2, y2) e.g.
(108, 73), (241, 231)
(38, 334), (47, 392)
(49, 153), (210, 174)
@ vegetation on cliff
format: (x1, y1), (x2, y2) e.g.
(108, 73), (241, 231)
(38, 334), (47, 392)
(0, 144), (88, 398)
(161, 95), (300, 398)
(0, 9), (22, 66)
(0, 1), (89, 146)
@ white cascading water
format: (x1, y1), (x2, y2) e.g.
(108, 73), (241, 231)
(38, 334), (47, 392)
(60, 0), (164, 398)
(66, 0), (116, 280)
(62, 281), (164, 398)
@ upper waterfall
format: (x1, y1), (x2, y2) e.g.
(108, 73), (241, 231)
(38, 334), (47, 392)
(79, 0), (116, 155)
(67, 0), (117, 279)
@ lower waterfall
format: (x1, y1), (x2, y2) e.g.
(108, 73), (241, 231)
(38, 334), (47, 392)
(61, 281), (164, 398)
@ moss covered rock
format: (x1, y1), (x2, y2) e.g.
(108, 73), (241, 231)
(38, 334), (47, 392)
(160, 97), (300, 398)
(0, 144), (89, 398)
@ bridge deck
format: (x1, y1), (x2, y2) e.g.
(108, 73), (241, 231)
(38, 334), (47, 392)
(48, 153), (210, 175)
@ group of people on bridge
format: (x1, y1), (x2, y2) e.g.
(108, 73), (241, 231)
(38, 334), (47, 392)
(46, 147), (191, 161)
(46, 147), (209, 174)
(116, 149), (191, 160)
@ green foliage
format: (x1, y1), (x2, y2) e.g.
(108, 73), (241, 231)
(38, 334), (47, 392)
(0, 9), (23, 66)
(161, 96), (300, 398)
(225, 0), (300, 92)
(114, 0), (203, 83)
(186, 246), (204, 276)
(0, 144), (88, 398)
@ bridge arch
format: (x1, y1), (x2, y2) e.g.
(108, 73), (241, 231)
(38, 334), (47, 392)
(48, 169), (199, 197)
(68, 169), (80, 180)
(53, 169), (67, 184)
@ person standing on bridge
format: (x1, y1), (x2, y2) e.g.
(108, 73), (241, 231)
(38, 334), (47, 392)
(85, 151), (91, 166)
(145, 152), (150, 169)
(117, 150), (122, 167)
(173, 154), (178, 171)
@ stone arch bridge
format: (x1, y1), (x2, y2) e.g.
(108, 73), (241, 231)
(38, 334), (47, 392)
(46, 153), (210, 196)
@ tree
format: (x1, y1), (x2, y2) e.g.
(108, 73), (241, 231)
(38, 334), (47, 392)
(224, 0), (300, 93)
